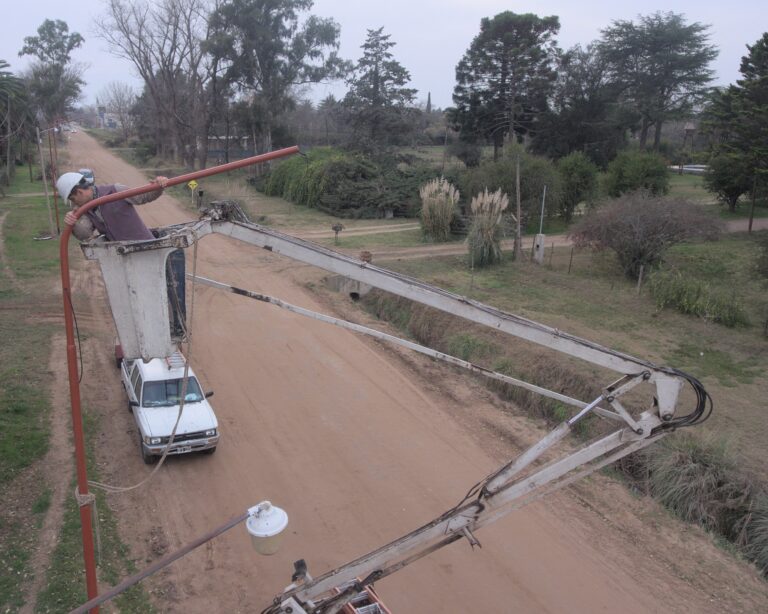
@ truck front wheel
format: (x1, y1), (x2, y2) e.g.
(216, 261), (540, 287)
(139, 435), (158, 465)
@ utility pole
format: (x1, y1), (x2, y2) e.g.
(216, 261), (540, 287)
(514, 155), (522, 261)
(36, 127), (57, 238)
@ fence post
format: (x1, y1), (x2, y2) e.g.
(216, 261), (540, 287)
(636, 265), (645, 295)
(567, 246), (574, 274)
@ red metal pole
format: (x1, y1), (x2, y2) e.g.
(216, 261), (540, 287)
(59, 146), (299, 611)
(59, 221), (99, 610)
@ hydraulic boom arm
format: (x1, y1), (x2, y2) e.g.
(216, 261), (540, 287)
(80, 201), (712, 613)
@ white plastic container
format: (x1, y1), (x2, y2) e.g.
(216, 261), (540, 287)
(246, 501), (289, 555)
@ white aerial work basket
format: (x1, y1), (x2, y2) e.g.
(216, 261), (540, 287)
(81, 225), (196, 361)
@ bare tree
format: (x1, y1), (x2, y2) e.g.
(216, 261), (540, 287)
(97, 0), (220, 167)
(97, 81), (137, 141)
(569, 192), (722, 278)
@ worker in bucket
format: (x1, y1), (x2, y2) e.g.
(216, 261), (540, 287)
(57, 171), (186, 336)
(56, 171), (169, 242)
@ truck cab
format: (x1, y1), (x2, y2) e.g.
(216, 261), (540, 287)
(120, 351), (219, 463)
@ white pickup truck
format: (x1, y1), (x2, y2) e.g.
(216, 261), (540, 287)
(118, 349), (219, 463)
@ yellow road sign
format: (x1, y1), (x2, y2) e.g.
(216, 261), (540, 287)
(187, 180), (198, 191)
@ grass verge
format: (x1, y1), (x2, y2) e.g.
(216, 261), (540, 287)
(1, 168), (154, 611)
(0, 172), (57, 611)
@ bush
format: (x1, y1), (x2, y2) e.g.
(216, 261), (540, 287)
(643, 434), (754, 536)
(467, 188), (509, 267)
(569, 192), (723, 278)
(648, 269), (750, 327)
(448, 140), (482, 167)
(603, 151), (669, 197)
(704, 153), (753, 212)
(557, 152), (598, 221)
(743, 496), (768, 575)
(263, 148), (438, 218)
(459, 150), (561, 227)
(419, 178), (459, 241)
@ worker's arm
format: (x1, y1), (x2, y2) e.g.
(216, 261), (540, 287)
(118, 176), (169, 206)
(70, 215), (97, 241)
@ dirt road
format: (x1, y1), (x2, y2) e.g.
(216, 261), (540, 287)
(57, 131), (767, 612)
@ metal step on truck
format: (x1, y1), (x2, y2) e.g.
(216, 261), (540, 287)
(117, 346), (219, 464)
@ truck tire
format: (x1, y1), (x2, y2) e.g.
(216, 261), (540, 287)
(202, 446), (217, 455)
(139, 435), (158, 465)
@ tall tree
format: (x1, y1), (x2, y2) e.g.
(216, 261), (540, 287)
(702, 33), (768, 213)
(531, 44), (636, 166)
(206, 0), (347, 154)
(599, 11), (718, 150)
(98, 82), (138, 141)
(0, 60), (30, 185)
(451, 11), (560, 160)
(19, 19), (84, 65)
(341, 27), (418, 151)
(99, 0), (219, 167)
(18, 19), (85, 123)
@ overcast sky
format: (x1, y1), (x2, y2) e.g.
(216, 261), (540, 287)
(2, 0), (764, 110)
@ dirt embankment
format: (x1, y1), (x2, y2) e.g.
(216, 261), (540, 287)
(40, 131), (768, 613)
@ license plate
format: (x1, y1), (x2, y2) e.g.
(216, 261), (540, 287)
(176, 446), (192, 454)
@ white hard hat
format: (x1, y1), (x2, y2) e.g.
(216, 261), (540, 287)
(56, 172), (86, 201)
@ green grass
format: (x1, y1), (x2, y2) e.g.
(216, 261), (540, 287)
(35, 414), (155, 613)
(321, 228), (427, 249)
(665, 343), (762, 387)
(660, 235), (767, 326)
(715, 200), (768, 220)
(0, 169), (57, 611)
(446, 332), (494, 361)
(0, 175), (58, 487)
(667, 173), (713, 203)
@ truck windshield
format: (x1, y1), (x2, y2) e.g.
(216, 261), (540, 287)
(142, 377), (204, 407)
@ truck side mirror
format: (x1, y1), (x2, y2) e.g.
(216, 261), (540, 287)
(205, 391), (214, 399)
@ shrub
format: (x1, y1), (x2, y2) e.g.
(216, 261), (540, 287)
(569, 192), (723, 278)
(467, 188), (509, 267)
(448, 140), (482, 167)
(743, 496), (768, 575)
(419, 178), (459, 242)
(459, 150), (561, 227)
(263, 148), (437, 218)
(603, 151), (669, 197)
(704, 153), (753, 212)
(644, 434), (753, 535)
(557, 152), (598, 221)
(648, 269), (750, 327)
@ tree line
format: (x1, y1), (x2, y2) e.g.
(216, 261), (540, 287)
(1, 3), (765, 205)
